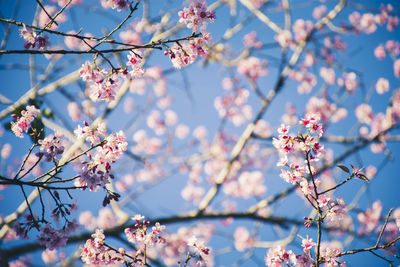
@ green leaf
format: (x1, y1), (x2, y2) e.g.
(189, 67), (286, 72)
(337, 165), (350, 173)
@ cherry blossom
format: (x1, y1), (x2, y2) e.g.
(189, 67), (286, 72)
(178, 0), (215, 32)
(11, 105), (40, 138)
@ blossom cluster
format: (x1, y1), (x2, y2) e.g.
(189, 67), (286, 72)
(74, 122), (127, 191)
(124, 214), (166, 247)
(79, 54), (145, 102)
(37, 132), (65, 161)
(166, 32), (212, 69)
(264, 238), (345, 267)
(11, 105), (40, 138)
(81, 215), (166, 265)
(187, 235), (211, 264)
(348, 4), (398, 34)
(100, 0), (130, 11)
(159, 223), (214, 266)
(237, 56), (268, 81)
(273, 114), (324, 170)
(81, 229), (124, 265)
(178, 0), (215, 32)
(37, 221), (79, 250)
(214, 87), (253, 126)
(19, 26), (51, 50)
(265, 245), (313, 267)
(13, 214), (79, 250)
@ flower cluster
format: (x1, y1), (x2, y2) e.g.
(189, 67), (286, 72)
(289, 68), (317, 94)
(124, 215), (166, 247)
(178, 0), (215, 32)
(265, 245), (313, 267)
(38, 221), (79, 250)
(74, 122), (127, 191)
(187, 235), (211, 264)
(158, 223), (214, 266)
(357, 200), (382, 235)
(100, 0), (130, 11)
(81, 229), (124, 265)
(20, 26), (51, 50)
(223, 171), (267, 198)
(214, 88), (253, 126)
(374, 40), (400, 60)
(233, 227), (256, 252)
(37, 132), (65, 161)
(11, 105), (40, 138)
(348, 5), (398, 34)
(166, 33), (211, 69)
(237, 56), (268, 81)
(273, 115), (324, 188)
(80, 57), (144, 103)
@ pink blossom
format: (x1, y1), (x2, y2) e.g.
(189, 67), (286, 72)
(119, 25), (142, 45)
(193, 125), (208, 140)
(79, 211), (96, 231)
(64, 30), (81, 48)
(11, 105), (40, 138)
(274, 30), (292, 48)
(237, 57), (268, 81)
(37, 132), (64, 161)
(67, 102), (81, 122)
(164, 110), (178, 126)
(394, 59), (400, 78)
(81, 229), (123, 265)
(355, 103), (373, 125)
(41, 249), (58, 264)
(175, 124), (189, 139)
(386, 40), (400, 56)
(97, 208), (118, 229)
(326, 198), (347, 222)
(224, 171), (266, 198)
(19, 26), (36, 49)
(292, 19), (313, 42)
(357, 201), (382, 235)
(265, 246), (297, 266)
(320, 67), (336, 85)
(132, 130), (162, 155)
(359, 13), (377, 34)
(249, 0), (268, 8)
(303, 52), (316, 67)
(301, 236), (315, 253)
(289, 69), (317, 94)
(387, 16), (399, 31)
(100, 0), (129, 11)
(234, 227), (256, 251)
(181, 184), (205, 203)
(375, 78), (389, 94)
(79, 61), (106, 83)
(38, 5), (67, 29)
(348, 11), (361, 28)
(393, 208), (400, 230)
(254, 119), (271, 138)
(374, 44), (386, 60)
(243, 31), (262, 48)
(37, 223), (73, 250)
(338, 72), (358, 93)
(312, 5), (327, 20)
(1, 143), (12, 159)
(35, 35), (51, 50)
(319, 241), (343, 266)
(215, 89), (253, 126)
(178, 0), (215, 32)
(123, 97), (135, 113)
